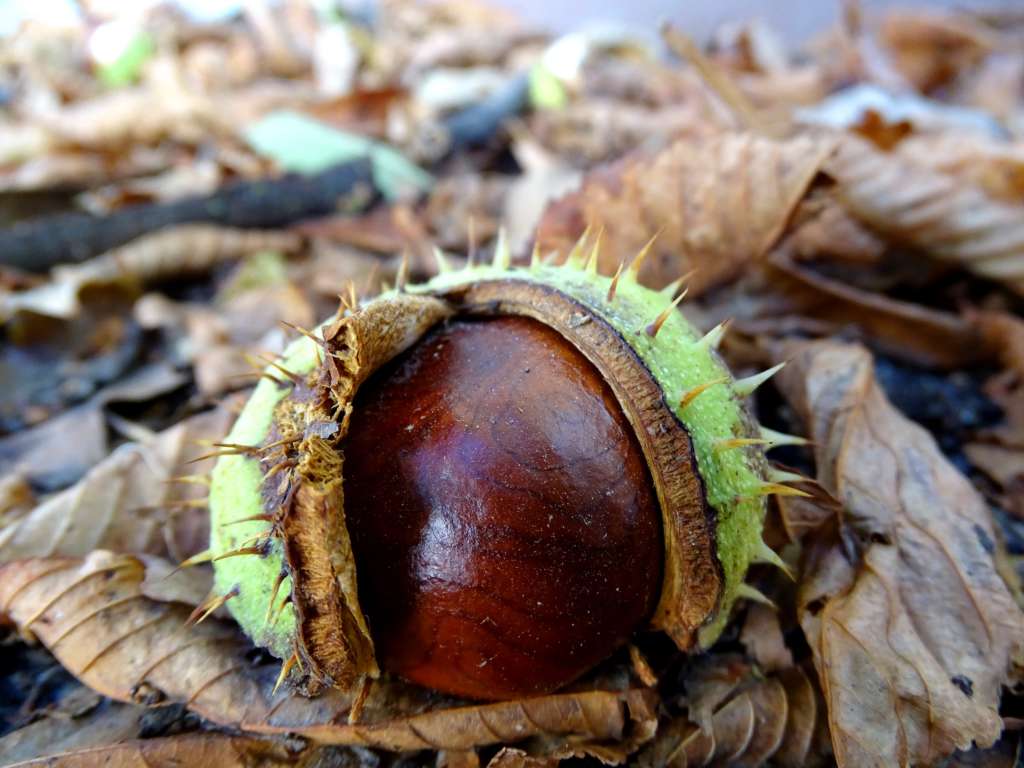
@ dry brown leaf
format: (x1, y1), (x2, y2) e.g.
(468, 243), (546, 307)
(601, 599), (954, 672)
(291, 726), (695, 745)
(675, 723), (715, 767)
(670, 693), (755, 767)
(965, 440), (1024, 519)
(5, 733), (312, 768)
(683, 655), (752, 735)
(960, 52), (1024, 124)
(485, 748), (557, 768)
(777, 340), (1024, 767)
(577, 49), (706, 107)
(438, 749), (482, 768)
(0, 121), (54, 166)
(704, 693), (756, 763)
(527, 100), (719, 168)
(772, 471), (844, 544)
(969, 309), (1024, 381)
(2, 227), (303, 322)
(195, 283), (315, 397)
(827, 135), (1024, 295)
(295, 241), (393, 304)
(535, 132), (835, 294)
(0, 474), (35, 522)
(294, 208), (412, 254)
(739, 603), (794, 673)
(528, 689), (659, 765)
(958, 364), (1024, 520)
(786, 191), (887, 264)
(764, 251), (987, 369)
(85, 160), (225, 212)
(400, 24), (537, 79)
(894, 135), (1024, 207)
(0, 403), (107, 490)
(58, 226), (304, 288)
(0, 360), (190, 490)
(427, 174), (509, 251)
(0, 552), (643, 751)
(947, 732), (1023, 767)
(0, 403), (236, 565)
(633, 655), (808, 768)
(733, 679), (788, 767)
(29, 84), (221, 151)
(0, 699), (144, 766)
(876, 10), (997, 94)
(134, 278), (316, 400)
(243, 0), (315, 78)
(0, 150), (174, 194)
(773, 667), (819, 767)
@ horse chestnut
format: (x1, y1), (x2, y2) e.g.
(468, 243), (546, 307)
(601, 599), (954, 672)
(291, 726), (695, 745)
(207, 239), (793, 703)
(343, 316), (662, 699)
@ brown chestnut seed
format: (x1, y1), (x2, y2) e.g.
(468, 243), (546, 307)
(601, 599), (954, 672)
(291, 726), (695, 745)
(343, 316), (664, 700)
(209, 258), (787, 702)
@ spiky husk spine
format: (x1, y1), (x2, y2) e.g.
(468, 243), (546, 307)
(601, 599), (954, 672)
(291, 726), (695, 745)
(207, 239), (792, 691)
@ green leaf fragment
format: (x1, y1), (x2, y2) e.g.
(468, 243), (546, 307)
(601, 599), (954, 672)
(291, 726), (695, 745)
(244, 110), (433, 201)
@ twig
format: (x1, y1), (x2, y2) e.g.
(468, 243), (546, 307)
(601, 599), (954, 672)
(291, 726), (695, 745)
(0, 158), (377, 272)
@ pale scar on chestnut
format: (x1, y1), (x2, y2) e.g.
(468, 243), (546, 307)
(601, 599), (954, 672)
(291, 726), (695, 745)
(201, 234), (805, 700)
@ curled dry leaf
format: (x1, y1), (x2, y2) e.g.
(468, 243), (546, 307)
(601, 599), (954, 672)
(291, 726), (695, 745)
(785, 190), (887, 264)
(773, 474), (843, 544)
(776, 340), (1024, 767)
(3, 226), (303, 322)
(294, 207), (413, 254)
(0, 699), (145, 766)
(526, 689), (658, 764)
(701, 693), (756, 762)
(29, 84), (222, 152)
(962, 366), (1024, 520)
(894, 135), (1024, 206)
(526, 100), (718, 168)
(134, 266), (318, 400)
(683, 654), (754, 735)
(485, 748), (557, 768)
(0, 403), (237, 565)
(0, 403), (108, 491)
(635, 655), (815, 768)
(947, 732), (1023, 768)
(0, 150), (173, 195)
(969, 309), (1024, 381)
(827, 135), (1024, 295)
(438, 749), (481, 768)
(0, 303), (144, 432)
(5, 733), (310, 768)
(535, 132), (835, 294)
(876, 10), (998, 94)
(0, 360), (189, 491)
(964, 438), (1024, 520)
(773, 667), (820, 768)
(0, 552), (645, 752)
(740, 603), (794, 673)
(0, 474), (35, 522)
(61, 225), (302, 288)
(733, 679), (788, 767)
(668, 692), (763, 766)
(764, 250), (986, 370)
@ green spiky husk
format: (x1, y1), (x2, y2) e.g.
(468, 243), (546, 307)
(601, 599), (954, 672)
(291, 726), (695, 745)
(208, 255), (768, 673)
(209, 332), (322, 660)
